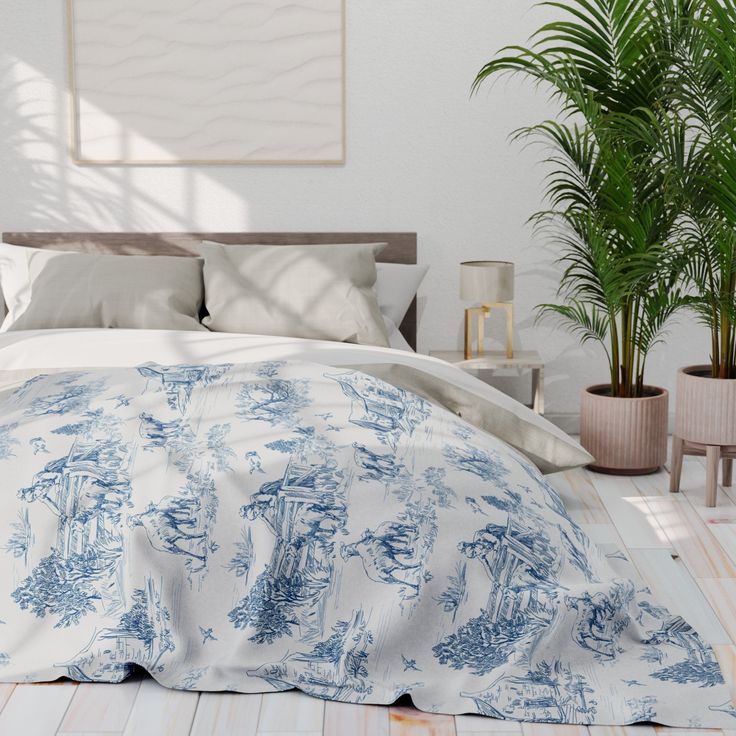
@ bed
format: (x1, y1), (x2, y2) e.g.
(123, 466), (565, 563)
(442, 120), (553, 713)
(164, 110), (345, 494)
(0, 232), (732, 727)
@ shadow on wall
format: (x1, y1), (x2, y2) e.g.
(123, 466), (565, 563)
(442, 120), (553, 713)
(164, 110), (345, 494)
(0, 49), (251, 233)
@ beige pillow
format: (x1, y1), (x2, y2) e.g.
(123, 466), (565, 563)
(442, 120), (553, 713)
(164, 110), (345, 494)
(0, 243), (206, 332)
(199, 241), (390, 346)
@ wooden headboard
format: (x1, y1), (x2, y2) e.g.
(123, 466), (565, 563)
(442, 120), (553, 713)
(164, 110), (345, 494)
(1, 232), (419, 349)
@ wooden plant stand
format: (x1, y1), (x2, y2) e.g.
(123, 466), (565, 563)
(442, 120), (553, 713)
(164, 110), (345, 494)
(669, 436), (735, 507)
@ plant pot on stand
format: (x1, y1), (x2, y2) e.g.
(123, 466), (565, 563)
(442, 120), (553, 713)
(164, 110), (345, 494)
(670, 366), (736, 507)
(581, 385), (669, 474)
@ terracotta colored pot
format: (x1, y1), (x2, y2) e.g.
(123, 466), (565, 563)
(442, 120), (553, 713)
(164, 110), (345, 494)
(675, 366), (736, 446)
(580, 384), (669, 474)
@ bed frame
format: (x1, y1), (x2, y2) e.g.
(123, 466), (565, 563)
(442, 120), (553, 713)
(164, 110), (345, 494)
(1, 232), (419, 350)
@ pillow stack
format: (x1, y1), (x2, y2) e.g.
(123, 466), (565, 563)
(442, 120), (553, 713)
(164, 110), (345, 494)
(0, 240), (427, 349)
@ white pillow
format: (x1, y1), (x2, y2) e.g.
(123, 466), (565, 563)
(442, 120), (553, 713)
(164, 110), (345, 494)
(0, 243), (206, 332)
(199, 241), (390, 347)
(374, 263), (428, 325)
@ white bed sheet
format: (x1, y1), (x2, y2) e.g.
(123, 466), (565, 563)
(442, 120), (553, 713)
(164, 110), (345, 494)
(0, 327), (510, 408)
(0, 329), (588, 472)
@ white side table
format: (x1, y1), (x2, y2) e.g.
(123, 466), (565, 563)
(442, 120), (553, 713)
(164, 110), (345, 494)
(429, 350), (545, 414)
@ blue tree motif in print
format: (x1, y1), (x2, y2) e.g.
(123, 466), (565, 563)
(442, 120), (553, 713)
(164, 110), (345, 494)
(433, 602), (555, 676)
(137, 364), (231, 414)
(4, 509), (34, 565)
(0, 653), (8, 668)
(265, 426), (337, 464)
(226, 527), (254, 582)
(444, 444), (511, 486)
(326, 371), (430, 449)
(236, 379), (311, 427)
(452, 421), (475, 441)
(462, 660), (597, 723)
(480, 489), (522, 514)
(230, 458), (347, 643)
(12, 549), (103, 628)
(435, 562), (468, 621)
(60, 576), (174, 681)
(24, 378), (107, 417)
(255, 361), (286, 378)
(53, 408), (122, 440)
(247, 610), (375, 701)
(645, 617), (725, 688)
(423, 467), (457, 508)
(565, 581), (635, 660)
(0, 422), (20, 460)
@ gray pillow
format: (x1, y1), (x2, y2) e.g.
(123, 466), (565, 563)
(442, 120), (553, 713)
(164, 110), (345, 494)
(199, 241), (390, 347)
(0, 243), (206, 332)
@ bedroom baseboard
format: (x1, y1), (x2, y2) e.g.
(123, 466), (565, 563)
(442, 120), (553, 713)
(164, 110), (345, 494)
(546, 413), (677, 436)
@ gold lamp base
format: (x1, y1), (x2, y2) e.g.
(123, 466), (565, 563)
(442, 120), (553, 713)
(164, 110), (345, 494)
(464, 303), (514, 360)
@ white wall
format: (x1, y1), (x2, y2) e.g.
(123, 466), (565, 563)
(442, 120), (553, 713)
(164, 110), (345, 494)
(0, 0), (709, 424)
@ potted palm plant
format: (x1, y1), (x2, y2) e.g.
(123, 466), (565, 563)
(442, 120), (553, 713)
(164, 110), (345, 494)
(665, 0), (736, 503)
(474, 0), (684, 473)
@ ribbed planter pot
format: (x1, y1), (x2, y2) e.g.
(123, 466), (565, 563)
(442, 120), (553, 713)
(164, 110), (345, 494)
(675, 366), (736, 446)
(581, 385), (669, 474)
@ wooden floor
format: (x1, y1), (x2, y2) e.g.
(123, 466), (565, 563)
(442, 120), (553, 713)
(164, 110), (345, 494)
(3, 453), (736, 736)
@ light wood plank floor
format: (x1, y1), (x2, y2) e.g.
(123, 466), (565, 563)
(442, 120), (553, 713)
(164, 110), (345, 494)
(3, 454), (736, 736)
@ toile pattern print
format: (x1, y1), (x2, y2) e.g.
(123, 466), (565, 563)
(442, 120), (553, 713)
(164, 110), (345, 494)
(0, 362), (733, 727)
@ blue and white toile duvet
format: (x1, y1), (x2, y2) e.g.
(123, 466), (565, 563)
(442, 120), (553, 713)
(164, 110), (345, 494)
(0, 360), (733, 726)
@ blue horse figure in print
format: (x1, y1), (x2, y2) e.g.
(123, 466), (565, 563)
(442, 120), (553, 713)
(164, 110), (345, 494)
(139, 413), (234, 477)
(128, 494), (209, 572)
(340, 521), (423, 598)
(565, 581), (635, 661)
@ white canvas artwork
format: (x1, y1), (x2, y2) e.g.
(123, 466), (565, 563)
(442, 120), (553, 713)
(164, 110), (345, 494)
(68, 0), (345, 164)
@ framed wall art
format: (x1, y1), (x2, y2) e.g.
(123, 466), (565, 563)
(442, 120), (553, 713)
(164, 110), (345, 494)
(67, 0), (345, 165)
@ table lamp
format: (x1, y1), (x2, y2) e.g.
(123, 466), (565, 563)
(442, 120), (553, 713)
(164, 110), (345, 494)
(460, 260), (515, 360)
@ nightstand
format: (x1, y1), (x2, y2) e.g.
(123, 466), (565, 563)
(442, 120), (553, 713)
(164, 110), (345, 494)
(429, 350), (545, 414)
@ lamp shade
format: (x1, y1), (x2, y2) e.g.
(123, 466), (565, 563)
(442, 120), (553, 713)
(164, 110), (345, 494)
(460, 261), (514, 303)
